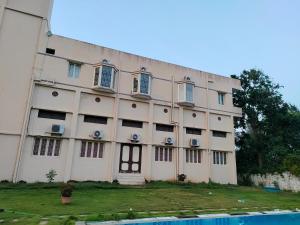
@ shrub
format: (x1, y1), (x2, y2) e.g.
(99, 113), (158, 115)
(46, 169), (57, 183)
(177, 174), (186, 182)
(61, 183), (73, 197)
(283, 154), (300, 176)
(0, 180), (9, 183)
(237, 174), (254, 186)
(126, 208), (136, 219)
(17, 180), (26, 184)
(112, 179), (119, 184)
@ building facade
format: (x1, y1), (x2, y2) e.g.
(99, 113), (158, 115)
(0, 0), (242, 184)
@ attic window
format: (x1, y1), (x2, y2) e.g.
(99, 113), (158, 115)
(46, 48), (55, 55)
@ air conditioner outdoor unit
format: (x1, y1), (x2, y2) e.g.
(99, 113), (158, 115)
(130, 133), (141, 143)
(92, 130), (104, 139)
(190, 138), (200, 147)
(165, 137), (174, 145)
(51, 124), (64, 135)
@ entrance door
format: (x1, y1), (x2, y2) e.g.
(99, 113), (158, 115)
(119, 144), (142, 173)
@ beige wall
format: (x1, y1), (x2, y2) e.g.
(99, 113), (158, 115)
(0, 0), (242, 184)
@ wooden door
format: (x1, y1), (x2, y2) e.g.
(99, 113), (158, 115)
(119, 144), (142, 173)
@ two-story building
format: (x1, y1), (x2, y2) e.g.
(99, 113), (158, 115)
(0, 0), (242, 184)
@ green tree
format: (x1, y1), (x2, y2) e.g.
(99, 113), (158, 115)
(232, 69), (300, 175)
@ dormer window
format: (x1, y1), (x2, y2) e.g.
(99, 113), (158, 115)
(178, 76), (195, 107)
(131, 69), (152, 99)
(93, 60), (117, 93)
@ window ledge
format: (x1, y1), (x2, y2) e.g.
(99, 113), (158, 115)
(92, 85), (115, 93)
(131, 92), (152, 100)
(177, 101), (195, 107)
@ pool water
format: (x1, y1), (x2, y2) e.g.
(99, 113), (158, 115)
(124, 213), (300, 225)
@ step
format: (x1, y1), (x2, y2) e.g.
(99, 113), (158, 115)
(117, 174), (145, 185)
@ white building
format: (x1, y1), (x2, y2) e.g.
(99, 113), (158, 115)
(0, 0), (242, 185)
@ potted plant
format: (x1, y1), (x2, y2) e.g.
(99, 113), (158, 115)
(61, 183), (73, 204)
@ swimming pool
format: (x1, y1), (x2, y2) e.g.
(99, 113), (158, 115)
(120, 212), (300, 225)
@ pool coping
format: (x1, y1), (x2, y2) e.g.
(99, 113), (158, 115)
(77, 210), (300, 225)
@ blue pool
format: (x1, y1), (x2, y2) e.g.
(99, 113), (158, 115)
(123, 213), (300, 225)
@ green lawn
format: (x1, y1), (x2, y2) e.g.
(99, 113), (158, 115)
(0, 181), (300, 225)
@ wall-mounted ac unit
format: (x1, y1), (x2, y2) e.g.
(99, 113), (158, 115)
(165, 137), (174, 145)
(51, 124), (64, 135)
(190, 138), (200, 147)
(92, 130), (104, 139)
(130, 133), (140, 143)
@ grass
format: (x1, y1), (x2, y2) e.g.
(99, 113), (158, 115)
(0, 181), (300, 225)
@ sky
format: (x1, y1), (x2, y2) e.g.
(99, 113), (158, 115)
(51, 0), (300, 108)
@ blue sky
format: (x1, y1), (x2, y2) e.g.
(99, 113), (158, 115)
(51, 0), (300, 108)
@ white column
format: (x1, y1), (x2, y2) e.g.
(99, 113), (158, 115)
(0, 0), (7, 31)
(230, 115), (237, 184)
(108, 96), (119, 182)
(178, 107), (184, 175)
(145, 101), (154, 181)
(63, 90), (81, 182)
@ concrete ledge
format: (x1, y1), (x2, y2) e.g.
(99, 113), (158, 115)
(79, 211), (300, 225)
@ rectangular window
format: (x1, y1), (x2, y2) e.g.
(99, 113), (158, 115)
(101, 65), (113, 88)
(87, 142), (92, 157)
(46, 48), (55, 55)
(155, 147), (173, 162)
(186, 83), (193, 102)
(186, 149), (201, 163)
(94, 65), (116, 89)
(218, 92), (225, 105)
(83, 115), (108, 124)
(140, 73), (150, 94)
(212, 130), (227, 138)
(68, 62), (81, 78)
(80, 141), (104, 158)
(156, 123), (174, 132)
(212, 151), (227, 165)
(122, 119), (143, 128)
(47, 139), (54, 156)
(32, 137), (61, 156)
(186, 127), (202, 135)
(54, 140), (61, 156)
(40, 138), (47, 155)
(38, 109), (66, 120)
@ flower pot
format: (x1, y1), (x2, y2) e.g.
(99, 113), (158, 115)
(61, 196), (71, 204)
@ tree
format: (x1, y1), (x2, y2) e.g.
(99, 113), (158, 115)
(232, 69), (300, 175)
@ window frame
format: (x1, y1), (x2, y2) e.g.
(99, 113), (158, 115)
(212, 151), (227, 165)
(122, 119), (143, 128)
(212, 130), (227, 138)
(83, 115), (108, 124)
(156, 123), (174, 132)
(186, 149), (201, 164)
(132, 72), (152, 96)
(80, 140), (104, 159)
(94, 64), (117, 90)
(38, 109), (66, 120)
(68, 61), (81, 78)
(178, 80), (195, 106)
(186, 127), (202, 135)
(155, 146), (173, 162)
(218, 92), (225, 105)
(32, 137), (61, 157)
